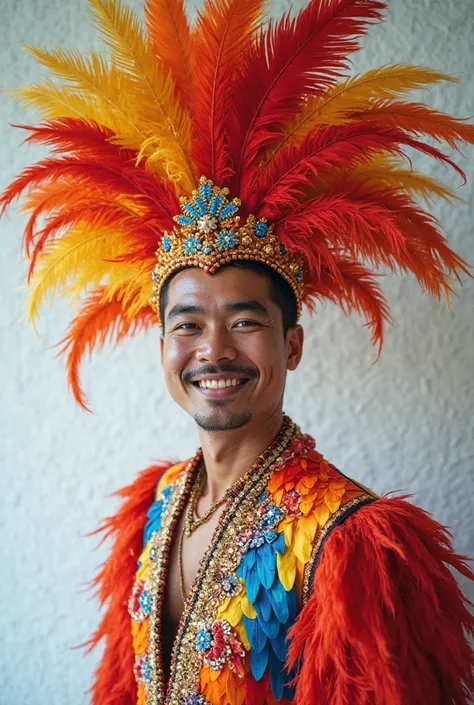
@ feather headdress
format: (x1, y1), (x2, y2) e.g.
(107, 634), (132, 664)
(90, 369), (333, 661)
(2, 0), (473, 410)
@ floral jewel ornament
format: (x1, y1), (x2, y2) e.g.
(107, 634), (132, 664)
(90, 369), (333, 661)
(194, 619), (246, 677)
(151, 177), (305, 324)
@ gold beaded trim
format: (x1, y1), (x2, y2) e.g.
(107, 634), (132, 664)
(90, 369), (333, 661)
(150, 177), (306, 325)
(301, 493), (376, 605)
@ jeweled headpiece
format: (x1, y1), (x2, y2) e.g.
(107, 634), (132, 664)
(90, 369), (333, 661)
(151, 177), (306, 317)
(1, 0), (473, 410)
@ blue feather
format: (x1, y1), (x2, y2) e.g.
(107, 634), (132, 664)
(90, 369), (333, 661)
(268, 579), (290, 624)
(256, 544), (275, 589)
(268, 648), (285, 701)
(250, 641), (269, 681)
(275, 532), (286, 555)
(243, 615), (268, 653)
(270, 634), (288, 662)
(259, 610), (280, 639)
(245, 566), (261, 604)
(254, 587), (272, 622)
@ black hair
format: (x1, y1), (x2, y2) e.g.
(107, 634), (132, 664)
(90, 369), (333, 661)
(159, 260), (298, 335)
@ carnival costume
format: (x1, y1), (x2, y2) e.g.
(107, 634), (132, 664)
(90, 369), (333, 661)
(2, 0), (474, 702)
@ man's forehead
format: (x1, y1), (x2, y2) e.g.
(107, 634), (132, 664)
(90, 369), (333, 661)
(165, 266), (272, 304)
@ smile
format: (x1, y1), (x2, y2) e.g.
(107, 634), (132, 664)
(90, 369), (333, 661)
(197, 378), (243, 389)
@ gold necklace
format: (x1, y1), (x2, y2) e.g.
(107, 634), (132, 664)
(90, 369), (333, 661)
(184, 464), (235, 537)
(178, 521), (187, 603)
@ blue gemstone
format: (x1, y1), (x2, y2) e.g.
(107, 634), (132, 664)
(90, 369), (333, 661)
(162, 236), (172, 252)
(138, 590), (152, 613)
(176, 215), (194, 226)
(199, 182), (212, 201)
(218, 203), (238, 221)
(195, 628), (212, 652)
(216, 231), (238, 250)
(183, 236), (201, 254)
(201, 245), (215, 255)
(295, 267), (303, 282)
(279, 243), (287, 255)
(183, 203), (201, 220)
(209, 194), (225, 215)
(193, 196), (208, 215)
(264, 529), (278, 544)
(254, 221), (268, 238)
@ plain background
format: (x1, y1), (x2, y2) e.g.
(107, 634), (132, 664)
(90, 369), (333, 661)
(1, 0), (473, 702)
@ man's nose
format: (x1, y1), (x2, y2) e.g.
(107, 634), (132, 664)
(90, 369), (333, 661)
(195, 326), (237, 363)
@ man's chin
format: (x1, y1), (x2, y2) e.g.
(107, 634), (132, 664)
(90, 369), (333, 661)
(193, 409), (253, 432)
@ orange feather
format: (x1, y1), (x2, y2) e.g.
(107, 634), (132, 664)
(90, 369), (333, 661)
(145, 0), (192, 103)
(348, 100), (474, 150)
(56, 287), (155, 411)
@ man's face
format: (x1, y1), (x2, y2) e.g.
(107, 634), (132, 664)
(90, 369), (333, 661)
(160, 266), (303, 432)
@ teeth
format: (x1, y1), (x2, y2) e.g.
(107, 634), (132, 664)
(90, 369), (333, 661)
(198, 379), (242, 389)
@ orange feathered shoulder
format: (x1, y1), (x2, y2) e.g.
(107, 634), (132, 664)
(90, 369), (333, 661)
(83, 460), (180, 705)
(288, 493), (474, 705)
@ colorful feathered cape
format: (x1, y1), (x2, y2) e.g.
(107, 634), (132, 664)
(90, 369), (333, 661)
(86, 422), (474, 705)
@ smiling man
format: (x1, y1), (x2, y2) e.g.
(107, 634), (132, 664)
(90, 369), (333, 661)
(2, 0), (474, 703)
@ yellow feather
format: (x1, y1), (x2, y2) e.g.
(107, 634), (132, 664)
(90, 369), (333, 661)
(353, 154), (464, 205)
(276, 549), (296, 591)
(88, 0), (196, 190)
(26, 225), (122, 322)
(270, 64), (458, 158)
(25, 46), (145, 140)
(240, 594), (257, 619)
(233, 622), (250, 651)
(13, 81), (107, 123)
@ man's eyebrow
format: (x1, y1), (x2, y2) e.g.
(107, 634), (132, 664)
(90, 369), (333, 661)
(166, 303), (204, 320)
(223, 300), (270, 315)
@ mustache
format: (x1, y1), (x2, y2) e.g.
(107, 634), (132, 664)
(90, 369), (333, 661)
(183, 362), (259, 384)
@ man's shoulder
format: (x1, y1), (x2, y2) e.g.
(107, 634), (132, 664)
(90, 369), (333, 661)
(154, 459), (189, 498)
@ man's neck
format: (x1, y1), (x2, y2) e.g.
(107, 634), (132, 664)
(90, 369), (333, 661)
(197, 408), (284, 503)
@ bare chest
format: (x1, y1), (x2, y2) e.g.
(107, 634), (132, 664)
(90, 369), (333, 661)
(165, 504), (226, 626)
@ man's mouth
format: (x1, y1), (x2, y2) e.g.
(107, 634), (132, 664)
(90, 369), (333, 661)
(194, 378), (246, 389)
(189, 375), (252, 397)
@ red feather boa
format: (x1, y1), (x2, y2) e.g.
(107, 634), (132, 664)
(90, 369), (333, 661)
(83, 462), (172, 705)
(288, 494), (474, 704)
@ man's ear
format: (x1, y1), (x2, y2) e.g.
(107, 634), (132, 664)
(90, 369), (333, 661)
(286, 324), (304, 371)
(159, 334), (164, 364)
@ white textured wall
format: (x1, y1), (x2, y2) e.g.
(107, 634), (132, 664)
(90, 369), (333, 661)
(1, 0), (473, 702)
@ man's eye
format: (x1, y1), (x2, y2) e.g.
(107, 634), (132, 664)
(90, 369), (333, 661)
(234, 320), (260, 328)
(175, 322), (198, 330)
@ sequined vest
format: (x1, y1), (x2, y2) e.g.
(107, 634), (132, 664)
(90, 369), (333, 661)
(128, 418), (377, 705)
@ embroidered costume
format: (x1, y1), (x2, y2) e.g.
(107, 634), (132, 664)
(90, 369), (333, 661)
(2, 0), (474, 702)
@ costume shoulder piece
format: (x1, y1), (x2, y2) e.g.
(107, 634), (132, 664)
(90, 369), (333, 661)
(288, 494), (474, 705)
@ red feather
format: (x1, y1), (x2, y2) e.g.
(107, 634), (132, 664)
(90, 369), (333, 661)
(230, 0), (387, 191)
(1, 120), (179, 223)
(320, 176), (473, 296)
(190, 0), (266, 183)
(81, 461), (173, 705)
(287, 494), (474, 705)
(246, 122), (466, 212)
(56, 287), (156, 411)
(303, 256), (391, 352)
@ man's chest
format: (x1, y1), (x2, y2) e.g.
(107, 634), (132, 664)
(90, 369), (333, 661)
(165, 507), (225, 626)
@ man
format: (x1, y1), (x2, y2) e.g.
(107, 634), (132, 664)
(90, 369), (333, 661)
(1, 0), (474, 703)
